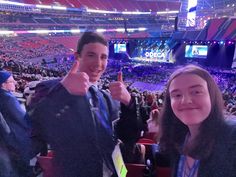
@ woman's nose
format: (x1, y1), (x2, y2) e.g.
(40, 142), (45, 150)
(181, 94), (192, 104)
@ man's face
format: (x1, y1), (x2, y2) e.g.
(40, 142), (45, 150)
(78, 42), (108, 83)
(2, 76), (16, 92)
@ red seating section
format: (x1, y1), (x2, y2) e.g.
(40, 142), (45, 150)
(37, 151), (54, 177)
(156, 167), (171, 177)
(206, 18), (226, 40)
(222, 19), (236, 40)
(22, 0), (181, 12)
(126, 163), (146, 177)
(138, 138), (156, 144)
(37, 156), (53, 177)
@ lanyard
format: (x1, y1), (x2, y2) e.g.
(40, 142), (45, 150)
(177, 155), (200, 177)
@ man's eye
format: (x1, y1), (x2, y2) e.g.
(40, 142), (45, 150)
(101, 56), (108, 60)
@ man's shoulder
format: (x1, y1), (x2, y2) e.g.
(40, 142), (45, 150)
(0, 89), (14, 101)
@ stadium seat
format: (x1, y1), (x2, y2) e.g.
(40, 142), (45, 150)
(138, 138), (156, 144)
(143, 132), (157, 142)
(37, 151), (54, 177)
(156, 167), (171, 177)
(125, 163), (146, 177)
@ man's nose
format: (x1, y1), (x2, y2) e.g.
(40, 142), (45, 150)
(94, 57), (103, 66)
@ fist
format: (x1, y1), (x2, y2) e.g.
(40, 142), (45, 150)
(109, 81), (131, 106)
(60, 61), (90, 95)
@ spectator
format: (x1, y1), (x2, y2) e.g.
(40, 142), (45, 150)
(158, 65), (236, 177)
(30, 32), (141, 177)
(0, 70), (32, 177)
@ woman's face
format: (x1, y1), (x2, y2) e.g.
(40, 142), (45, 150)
(169, 73), (211, 127)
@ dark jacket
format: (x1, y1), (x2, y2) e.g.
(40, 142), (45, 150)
(0, 89), (32, 177)
(30, 83), (140, 177)
(171, 120), (236, 177)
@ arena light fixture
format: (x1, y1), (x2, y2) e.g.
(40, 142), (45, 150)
(0, 30), (14, 35)
(70, 29), (81, 33)
(0, 0), (25, 6)
(122, 11), (151, 15)
(86, 9), (117, 14)
(52, 6), (67, 10)
(96, 29), (106, 33)
(51, 30), (66, 33)
(138, 28), (147, 31)
(127, 28), (135, 32)
(36, 5), (52, 9)
(116, 28), (125, 32)
(27, 30), (49, 34)
(156, 10), (179, 15)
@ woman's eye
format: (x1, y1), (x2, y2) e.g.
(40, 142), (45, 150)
(192, 90), (203, 95)
(171, 93), (182, 98)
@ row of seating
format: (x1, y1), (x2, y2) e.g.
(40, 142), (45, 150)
(38, 154), (171, 177)
(38, 134), (171, 177)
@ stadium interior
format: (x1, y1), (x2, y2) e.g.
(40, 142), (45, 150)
(0, 0), (236, 176)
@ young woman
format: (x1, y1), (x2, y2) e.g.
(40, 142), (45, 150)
(159, 65), (236, 177)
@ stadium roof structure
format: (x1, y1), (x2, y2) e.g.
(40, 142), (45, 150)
(0, 0), (235, 39)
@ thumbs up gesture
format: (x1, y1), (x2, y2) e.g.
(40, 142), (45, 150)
(109, 70), (131, 106)
(60, 60), (90, 95)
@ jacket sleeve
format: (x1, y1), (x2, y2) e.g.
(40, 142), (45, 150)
(114, 95), (147, 143)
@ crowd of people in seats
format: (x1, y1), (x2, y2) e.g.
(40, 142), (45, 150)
(0, 37), (71, 61)
(0, 32), (236, 177)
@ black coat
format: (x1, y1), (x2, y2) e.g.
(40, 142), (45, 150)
(171, 120), (236, 177)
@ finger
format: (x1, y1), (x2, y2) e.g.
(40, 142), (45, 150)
(117, 71), (123, 82)
(79, 72), (90, 81)
(69, 60), (80, 74)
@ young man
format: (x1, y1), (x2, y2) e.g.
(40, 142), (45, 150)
(30, 32), (141, 177)
(0, 70), (32, 177)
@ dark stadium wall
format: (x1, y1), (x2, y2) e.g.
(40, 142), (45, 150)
(173, 43), (235, 68)
(206, 44), (235, 68)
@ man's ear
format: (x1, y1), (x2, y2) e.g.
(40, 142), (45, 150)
(74, 52), (81, 60)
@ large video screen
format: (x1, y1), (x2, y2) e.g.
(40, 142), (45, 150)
(137, 49), (174, 63)
(185, 45), (208, 58)
(114, 44), (127, 53)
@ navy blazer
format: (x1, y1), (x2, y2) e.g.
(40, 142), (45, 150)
(0, 88), (31, 177)
(171, 120), (236, 177)
(30, 83), (139, 177)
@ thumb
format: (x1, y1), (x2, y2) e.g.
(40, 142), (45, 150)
(117, 71), (123, 82)
(69, 60), (80, 74)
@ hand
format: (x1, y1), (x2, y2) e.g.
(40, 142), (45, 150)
(109, 71), (131, 105)
(60, 60), (90, 95)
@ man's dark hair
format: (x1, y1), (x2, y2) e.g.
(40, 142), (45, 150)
(77, 32), (108, 55)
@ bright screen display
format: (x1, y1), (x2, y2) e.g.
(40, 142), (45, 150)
(185, 45), (208, 58)
(114, 44), (127, 53)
